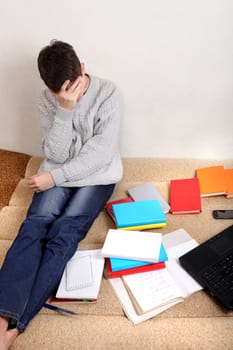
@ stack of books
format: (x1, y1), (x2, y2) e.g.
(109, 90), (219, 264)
(105, 168), (232, 224)
(105, 183), (169, 226)
(103, 229), (203, 324)
(102, 228), (168, 278)
(108, 199), (167, 230)
(100, 172), (232, 324)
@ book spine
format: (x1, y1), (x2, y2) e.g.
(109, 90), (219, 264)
(106, 261), (166, 278)
(117, 223), (166, 230)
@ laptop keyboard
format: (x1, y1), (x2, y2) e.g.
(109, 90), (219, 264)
(200, 253), (233, 297)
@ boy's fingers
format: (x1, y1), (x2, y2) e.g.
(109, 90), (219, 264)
(69, 83), (80, 94)
(69, 77), (83, 92)
(60, 80), (71, 92)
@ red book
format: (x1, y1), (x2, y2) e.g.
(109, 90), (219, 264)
(104, 258), (165, 278)
(104, 197), (134, 222)
(170, 178), (201, 214)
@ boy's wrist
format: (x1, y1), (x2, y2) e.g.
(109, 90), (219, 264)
(56, 106), (74, 120)
(58, 100), (76, 110)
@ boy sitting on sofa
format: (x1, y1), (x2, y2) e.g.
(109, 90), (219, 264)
(0, 40), (122, 349)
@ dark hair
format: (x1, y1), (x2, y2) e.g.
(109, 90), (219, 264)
(37, 40), (82, 92)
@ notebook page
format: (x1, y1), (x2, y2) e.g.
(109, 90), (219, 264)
(162, 228), (199, 260)
(108, 277), (182, 324)
(122, 269), (183, 313)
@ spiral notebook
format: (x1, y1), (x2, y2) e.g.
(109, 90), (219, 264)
(56, 249), (105, 300)
(66, 255), (93, 291)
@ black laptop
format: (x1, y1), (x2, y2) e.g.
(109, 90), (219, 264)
(179, 224), (233, 310)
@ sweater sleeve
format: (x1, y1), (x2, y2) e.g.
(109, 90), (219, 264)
(50, 87), (121, 185)
(38, 90), (75, 163)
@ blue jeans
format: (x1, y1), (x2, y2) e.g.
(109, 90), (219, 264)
(0, 184), (114, 332)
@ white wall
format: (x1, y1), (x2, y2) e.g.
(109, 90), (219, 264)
(0, 0), (232, 159)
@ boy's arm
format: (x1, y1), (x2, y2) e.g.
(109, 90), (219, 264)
(38, 91), (74, 164)
(38, 77), (86, 164)
(50, 87), (121, 185)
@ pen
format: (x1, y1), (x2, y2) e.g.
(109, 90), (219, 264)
(44, 303), (78, 315)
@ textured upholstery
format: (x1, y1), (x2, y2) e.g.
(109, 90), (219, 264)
(0, 150), (232, 349)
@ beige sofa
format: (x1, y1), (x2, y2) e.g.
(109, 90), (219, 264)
(0, 149), (233, 350)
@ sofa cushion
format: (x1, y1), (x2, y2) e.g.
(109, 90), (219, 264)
(0, 149), (30, 208)
(1, 150), (233, 349)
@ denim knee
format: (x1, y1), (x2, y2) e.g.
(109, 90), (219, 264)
(46, 214), (93, 247)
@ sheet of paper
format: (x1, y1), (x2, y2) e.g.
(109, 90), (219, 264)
(162, 228), (203, 296)
(162, 228), (198, 259)
(108, 277), (182, 324)
(162, 228), (193, 250)
(166, 260), (202, 297)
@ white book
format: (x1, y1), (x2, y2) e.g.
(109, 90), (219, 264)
(101, 229), (162, 263)
(128, 182), (170, 214)
(56, 249), (104, 300)
(108, 229), (203, 324)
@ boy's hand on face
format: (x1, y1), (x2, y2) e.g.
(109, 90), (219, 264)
(53, 76), (87, 110)
(27, 172), (55, 192)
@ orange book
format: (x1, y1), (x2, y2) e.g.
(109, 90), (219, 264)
(225, 169), (233, 198)
(196, 165), (226, 197)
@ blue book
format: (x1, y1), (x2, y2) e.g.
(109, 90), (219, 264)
(112, 199), (166, 229)
(110, 243), (168, 272)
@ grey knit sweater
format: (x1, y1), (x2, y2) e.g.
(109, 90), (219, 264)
(37, 75), (123, 187)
